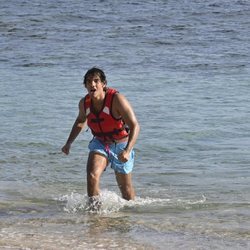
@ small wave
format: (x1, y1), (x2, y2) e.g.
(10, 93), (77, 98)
(57, 191), (207, 215)
(58, 190), (127, 214)
(57, 190), (175, 215)
(177, 195), (207, 206)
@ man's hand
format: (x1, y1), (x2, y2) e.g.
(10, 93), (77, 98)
(61, 143), (71, 155)
(118, 149), (130, 163)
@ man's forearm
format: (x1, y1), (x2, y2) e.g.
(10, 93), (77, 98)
(125, 123), (140, 152)
(66, 118), (86, 145)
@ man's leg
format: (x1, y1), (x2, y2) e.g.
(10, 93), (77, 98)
(87, 152), (108, 197)
(115, 172), (135, 200)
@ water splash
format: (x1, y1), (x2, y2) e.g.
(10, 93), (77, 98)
(58, 190), (128, 214)
(58, 190), (137, 214)
(57, 190), (206, 215)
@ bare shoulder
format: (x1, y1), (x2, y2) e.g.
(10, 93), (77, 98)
(112, 92), (135, 119)
(78, 98), (85, 111)
(78, 98), (87, 121)
(113, 92), (131, 108)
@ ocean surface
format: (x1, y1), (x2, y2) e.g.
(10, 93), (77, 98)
(0, 0), (250, 249)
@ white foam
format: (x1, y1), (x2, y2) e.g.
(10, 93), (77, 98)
(57, 190), (128, 214)
(56, 190), (206, 215)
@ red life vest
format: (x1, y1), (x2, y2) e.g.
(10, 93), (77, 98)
(84, 88), (129, 142)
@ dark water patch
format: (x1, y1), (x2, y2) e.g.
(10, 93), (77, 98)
(16, 62), (55, 68)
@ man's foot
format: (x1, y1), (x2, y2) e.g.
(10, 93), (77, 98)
(86, 196), (102, 212)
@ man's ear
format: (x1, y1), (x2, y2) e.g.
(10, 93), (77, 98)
(103, 81), (107, 89)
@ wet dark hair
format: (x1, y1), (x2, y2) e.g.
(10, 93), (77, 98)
(83, 67), (107, 86)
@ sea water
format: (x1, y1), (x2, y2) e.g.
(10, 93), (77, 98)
(0, 0), (249, 249)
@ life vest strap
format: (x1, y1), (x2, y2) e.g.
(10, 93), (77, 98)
(92, 128), (125, 138)
(90, 117), (105, 123)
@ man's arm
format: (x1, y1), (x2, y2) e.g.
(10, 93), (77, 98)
(62, 99), (87, 155)
(113, 93), (140, 162)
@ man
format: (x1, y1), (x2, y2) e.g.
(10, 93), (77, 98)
(62, 67), (140, 203)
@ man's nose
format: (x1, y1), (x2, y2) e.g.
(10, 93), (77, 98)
(89, 80), (95, 87)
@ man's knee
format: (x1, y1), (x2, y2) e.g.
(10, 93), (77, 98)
(120, 184), (135, 200)
(87, 171), (99, 185)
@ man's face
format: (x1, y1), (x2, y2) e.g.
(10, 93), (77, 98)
(85, 74), (106, 97)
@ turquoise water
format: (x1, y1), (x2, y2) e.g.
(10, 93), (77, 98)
(0, 0), (250, 249)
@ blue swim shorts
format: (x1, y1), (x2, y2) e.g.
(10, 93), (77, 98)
(88, 137), (134, 174)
